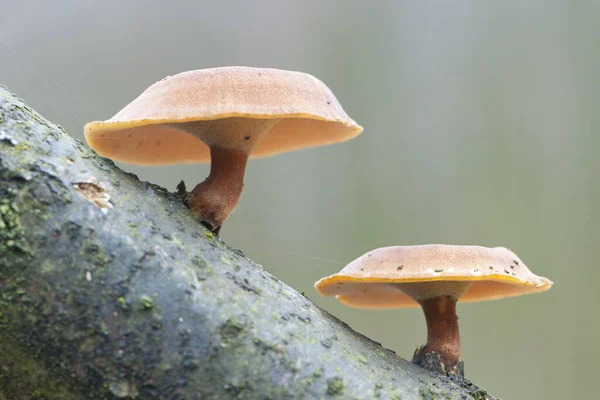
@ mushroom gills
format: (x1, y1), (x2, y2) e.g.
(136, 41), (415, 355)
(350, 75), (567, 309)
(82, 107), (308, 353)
(392, 281), (472, 302)
(171, 117), (281, 153)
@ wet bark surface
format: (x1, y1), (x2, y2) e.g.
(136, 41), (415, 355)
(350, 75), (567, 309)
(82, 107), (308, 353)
(0, 85), (496, 399)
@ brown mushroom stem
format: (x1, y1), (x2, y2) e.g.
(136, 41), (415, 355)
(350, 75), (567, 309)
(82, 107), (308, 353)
(416, 295), (461, 370)
(183, 117), (280, 231)
(395, 280), (471, 375)
(188, 146), (248, 231)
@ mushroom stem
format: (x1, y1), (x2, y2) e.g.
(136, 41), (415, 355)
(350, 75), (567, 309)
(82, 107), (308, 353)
(395, 280), (471, 375)
(188, 146), (248, 231)
(183, 117), (281, 231)
(416, 295), (461, 370)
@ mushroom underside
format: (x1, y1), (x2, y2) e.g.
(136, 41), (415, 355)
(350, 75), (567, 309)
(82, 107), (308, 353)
(328, 279), (548, 309)
(84, 117), (360, 165)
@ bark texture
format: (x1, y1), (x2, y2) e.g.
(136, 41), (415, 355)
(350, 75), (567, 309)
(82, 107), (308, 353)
(0, 85), (496, 399)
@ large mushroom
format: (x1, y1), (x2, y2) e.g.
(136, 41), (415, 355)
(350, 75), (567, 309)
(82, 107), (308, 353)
(84, 66), (362, 232)
(314, 244), (553, 376)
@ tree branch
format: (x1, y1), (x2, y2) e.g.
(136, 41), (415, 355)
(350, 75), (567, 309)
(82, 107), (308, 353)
(0, 85), (495, 399)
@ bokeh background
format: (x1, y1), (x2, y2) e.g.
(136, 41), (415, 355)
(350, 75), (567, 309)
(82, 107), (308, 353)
(1, 1), (597, 398)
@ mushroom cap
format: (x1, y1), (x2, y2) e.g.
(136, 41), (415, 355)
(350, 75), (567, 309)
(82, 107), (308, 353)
(314, 244), (553, 309)
(84, 66), (363, 165)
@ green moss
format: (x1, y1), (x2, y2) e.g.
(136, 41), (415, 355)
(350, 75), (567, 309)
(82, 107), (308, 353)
(220, 254), (233, 265)
(327, 377), (345, 395)
(0, 338), (79, 399)
(140, 295), (154, 310)
(0, 198), (31, 265)
(108, 380), (139, 398)
(80, 241), (109, 268)
(117, 297), (128, 309)
(220, 317), (247, 343)
(295, 378), (315, 391)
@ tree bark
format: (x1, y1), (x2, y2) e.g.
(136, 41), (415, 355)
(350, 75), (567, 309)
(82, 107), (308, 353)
(0, 85), (496, 400)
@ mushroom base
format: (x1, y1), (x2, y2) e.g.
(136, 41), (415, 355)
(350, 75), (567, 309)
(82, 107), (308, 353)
(412, 349), (465, 378)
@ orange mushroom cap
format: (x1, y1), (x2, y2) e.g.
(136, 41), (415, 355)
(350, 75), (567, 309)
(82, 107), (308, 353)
(314, 244), (553, 308)
(84, 66), (363, 165)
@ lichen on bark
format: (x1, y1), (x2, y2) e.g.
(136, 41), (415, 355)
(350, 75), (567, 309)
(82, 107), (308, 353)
(0, 85), (496, 399)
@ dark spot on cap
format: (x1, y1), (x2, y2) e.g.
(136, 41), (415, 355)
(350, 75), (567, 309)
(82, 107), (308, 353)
(397, 265), (404, 271)
(244, 136), (251, 140)
(489, 266), (494, 270)
(434, 269), (443, 273)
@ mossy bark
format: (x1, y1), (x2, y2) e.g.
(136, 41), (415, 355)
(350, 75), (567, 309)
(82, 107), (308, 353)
(0, 85), (497, 400)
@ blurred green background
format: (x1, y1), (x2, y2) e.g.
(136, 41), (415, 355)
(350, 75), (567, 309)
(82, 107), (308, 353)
(1, 1), (597, 398)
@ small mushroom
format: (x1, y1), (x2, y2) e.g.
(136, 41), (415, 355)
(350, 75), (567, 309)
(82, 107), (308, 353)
(314, 244), (552, 376)
(84, 66), (362, 232)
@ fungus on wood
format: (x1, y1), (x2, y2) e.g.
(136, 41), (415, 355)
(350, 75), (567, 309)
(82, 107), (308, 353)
(84, 66), (363, 233)
(0, 85), (496, 399)
(315, 244), (553, 376)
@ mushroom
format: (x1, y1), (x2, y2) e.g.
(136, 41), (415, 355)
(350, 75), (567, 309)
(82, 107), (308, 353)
(314, 244), (552, 376)
(84, 66), (362, 232)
